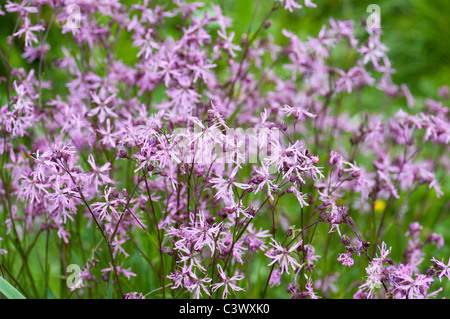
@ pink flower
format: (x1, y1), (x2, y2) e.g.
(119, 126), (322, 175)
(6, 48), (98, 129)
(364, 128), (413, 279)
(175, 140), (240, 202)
(18, 174), (49, 204)
(276, 0), (302, 12)
(86, 154), (114, 190)
(304, 275), (319, 299)
(289, 186), (309, 208)
(253, 164), (277, 200)
(97, 119), (119, 148)
(337, 252), (354, 267)
(5, 0), (38, 15)
(91, 186), (120, 221)
(186, 211), (222, 254)
(133, 31), (159, 60)
(304, 244), (321, 271)
(175, 241), (207, 273)
(123, 292), (145, 299)
(431, 257), (450, 282)
(210, 166), (251, 202)
(426, 233), (444, 249)
(88, 91), (118, 123)
(187, 57), (216, 83)
(167, 265), (191, 290)
(269, 268), (281, 288)
(304, 0), (317, 8)
(186, 271), (211, 299)
(13, 17), (44, 47)
(217, 30), (241, 57)
(45, 176), (77, 224)
(358, 36), (388, 67)
(392, 266), (435, 299)
(401, 84), (415, 108)
(211, 264), (245, 299)
(101, 263), (137, 280)
(242, 224), (270, 253)
(265, 239), (302, 275)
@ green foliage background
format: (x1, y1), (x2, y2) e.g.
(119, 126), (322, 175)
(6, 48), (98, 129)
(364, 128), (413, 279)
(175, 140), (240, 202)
(0, 0), (449, 299)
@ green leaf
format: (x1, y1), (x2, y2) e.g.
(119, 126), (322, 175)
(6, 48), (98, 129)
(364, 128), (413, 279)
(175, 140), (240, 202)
(0, 277), (26, 299)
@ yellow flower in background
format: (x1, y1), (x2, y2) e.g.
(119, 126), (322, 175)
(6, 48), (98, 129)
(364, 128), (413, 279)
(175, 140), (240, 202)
(374, 200), (386, 213)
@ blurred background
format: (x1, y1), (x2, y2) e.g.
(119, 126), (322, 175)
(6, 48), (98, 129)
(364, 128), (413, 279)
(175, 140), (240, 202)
(1, 0), (450, 96)
(224, 0), (450, 96)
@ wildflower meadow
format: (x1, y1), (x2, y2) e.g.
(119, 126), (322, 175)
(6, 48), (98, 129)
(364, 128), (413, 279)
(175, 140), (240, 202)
(0, 0), (449, 300)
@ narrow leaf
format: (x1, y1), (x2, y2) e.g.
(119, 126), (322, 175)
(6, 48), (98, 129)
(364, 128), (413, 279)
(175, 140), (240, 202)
(0, 277), (26, 299)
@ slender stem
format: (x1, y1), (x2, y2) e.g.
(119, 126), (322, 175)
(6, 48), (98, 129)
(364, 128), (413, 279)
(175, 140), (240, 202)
(62, 162), (123, 297)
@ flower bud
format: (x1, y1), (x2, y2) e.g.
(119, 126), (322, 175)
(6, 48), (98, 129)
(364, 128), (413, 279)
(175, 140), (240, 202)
(351, 171), (360, 178)
(286, 227), (294, 237)
(341, 234), (351, 246)
(385, 291), (395, 299)
(118, 149), (128, 158)
(161, 247), (174, 256)
(348, 217), (355, 227)
(111, 188), (119, 198)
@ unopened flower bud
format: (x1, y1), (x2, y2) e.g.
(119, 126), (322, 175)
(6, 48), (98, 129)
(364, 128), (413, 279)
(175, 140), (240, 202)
(218, 210), (228, 220)
(341, 234), (351, 246)
(426, 267), (436, 277)
(161, 247), (174, 256)
(252, 175), (265, 184)
(206, 215), (215, 224)
(434, 262), (445, 271)
(384, 258), (394, 266)
(385, 291), (395, 299)
(118, 149), (128, 158)
(286, 227), (294, 237)
(350, 134), (360, 145)
(348, 217), (355, 227)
